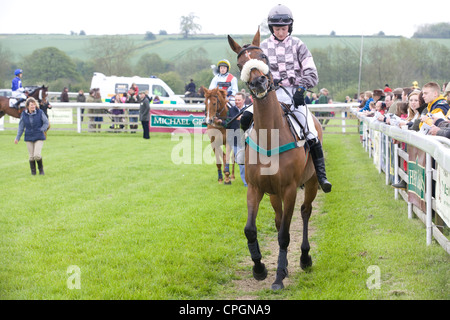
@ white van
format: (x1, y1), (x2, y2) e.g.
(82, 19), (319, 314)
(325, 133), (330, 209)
(90, 72), (185, 105)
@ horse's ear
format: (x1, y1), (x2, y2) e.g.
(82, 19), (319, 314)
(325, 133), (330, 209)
(228, 35), (242, 55)
(252, 27), (261, 47)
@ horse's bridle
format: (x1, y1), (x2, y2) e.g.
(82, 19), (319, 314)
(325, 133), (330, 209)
(237, 45), (275, 99)
(205, 94), (229, 126)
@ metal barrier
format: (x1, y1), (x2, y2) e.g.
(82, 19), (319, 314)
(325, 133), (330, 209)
(357, 111), (450, 254)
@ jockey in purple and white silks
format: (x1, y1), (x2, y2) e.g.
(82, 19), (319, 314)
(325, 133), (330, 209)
(258, 4), (332, 193)
(11, 69), (27, 108)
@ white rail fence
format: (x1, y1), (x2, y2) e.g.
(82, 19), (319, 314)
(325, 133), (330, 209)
(1, 102), (361, 134)
(358, 112), (450, 254)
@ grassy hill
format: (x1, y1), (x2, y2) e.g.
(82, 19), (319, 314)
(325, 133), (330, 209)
(3, 33), (450, 65)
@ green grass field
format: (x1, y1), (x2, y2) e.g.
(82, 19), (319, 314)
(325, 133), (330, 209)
(0, 130), (448, 300)
(2, 33), (450, 65)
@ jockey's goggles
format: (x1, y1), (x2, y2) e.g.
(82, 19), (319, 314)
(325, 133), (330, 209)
(268, 15), (293, 25)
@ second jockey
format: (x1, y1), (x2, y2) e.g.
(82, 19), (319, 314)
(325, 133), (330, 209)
(11, 69), (27, 109)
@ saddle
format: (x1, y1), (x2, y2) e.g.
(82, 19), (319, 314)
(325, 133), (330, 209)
(9, 98), (22, 109)
(280, 102), (307, 142)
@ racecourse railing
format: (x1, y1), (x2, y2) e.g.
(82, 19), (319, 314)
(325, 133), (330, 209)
(0, 101), (361, 134)
(357, 112), (450, 254)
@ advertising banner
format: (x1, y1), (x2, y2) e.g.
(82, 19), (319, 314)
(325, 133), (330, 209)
(150, 109), (207, 133)
(407, 146), (426, 212)
(436, 164), (450, 227)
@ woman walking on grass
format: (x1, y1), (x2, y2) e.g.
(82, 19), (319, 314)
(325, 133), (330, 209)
(14, 97), (49, 175)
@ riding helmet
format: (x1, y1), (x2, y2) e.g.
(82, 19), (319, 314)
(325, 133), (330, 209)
(217, 59), (231, 73)
(267, 4), (294, 35)
(15, 69), (23, 76)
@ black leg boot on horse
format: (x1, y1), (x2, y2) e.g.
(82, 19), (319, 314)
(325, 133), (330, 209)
(293, 87), (332, 193)
(308, 139), (332, 193)
(14, 98), (26, 109)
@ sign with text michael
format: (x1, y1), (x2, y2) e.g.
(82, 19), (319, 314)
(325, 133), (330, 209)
(150, 109), (207, 133)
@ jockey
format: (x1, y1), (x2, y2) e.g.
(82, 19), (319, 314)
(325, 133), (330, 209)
(11, 69), (27, 108)
(258, 4), (332, 192)
(209, 59), (238, 103)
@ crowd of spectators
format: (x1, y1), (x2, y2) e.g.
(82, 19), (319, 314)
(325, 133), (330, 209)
(358, 81), (450, 139)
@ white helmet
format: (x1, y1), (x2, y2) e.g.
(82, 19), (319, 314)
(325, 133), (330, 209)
(267, 4), (294, 35)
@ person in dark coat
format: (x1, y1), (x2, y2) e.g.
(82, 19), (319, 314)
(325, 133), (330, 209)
(138, 91), (152, 139)
(14, 97), (49, 175)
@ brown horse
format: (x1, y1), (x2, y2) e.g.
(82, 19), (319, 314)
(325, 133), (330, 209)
(0, 85), (49, 120)
(202, 86), (235, 184)
(228, 29), (323, 290)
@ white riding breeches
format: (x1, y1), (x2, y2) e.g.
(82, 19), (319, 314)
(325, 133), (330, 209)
(275, 86), (318, 141)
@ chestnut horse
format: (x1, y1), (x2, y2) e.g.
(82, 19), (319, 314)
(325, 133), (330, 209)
(202, 86), (235, 184)
(0, 85), (49, 120)
(228, 30), (322, 290)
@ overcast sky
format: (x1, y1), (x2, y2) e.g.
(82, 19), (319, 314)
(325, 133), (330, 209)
(0, 0), (448, 37)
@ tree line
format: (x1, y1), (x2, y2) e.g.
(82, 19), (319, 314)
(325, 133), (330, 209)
(0, 35), (449, 102)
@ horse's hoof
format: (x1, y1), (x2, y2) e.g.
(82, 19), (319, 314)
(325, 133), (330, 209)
(231, 175), (236, 181)
(253, 264), (268, 281)
(271, 281), (284, 291)
(224, 180), (232, 185)
(218, 179), (223, 184)
(300, 255), (312, 270)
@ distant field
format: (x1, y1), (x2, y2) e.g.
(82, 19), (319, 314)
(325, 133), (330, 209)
(2, 33), (450, 65)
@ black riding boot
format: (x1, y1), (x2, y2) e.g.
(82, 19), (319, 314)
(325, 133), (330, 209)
(37, 158), (44, 175)
(29, 160), (36, 175)
(15, 98), (26, 109)
(308, 139), (332, 193)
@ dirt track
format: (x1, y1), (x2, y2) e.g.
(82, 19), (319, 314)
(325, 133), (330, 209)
(223, 189), (319, 299)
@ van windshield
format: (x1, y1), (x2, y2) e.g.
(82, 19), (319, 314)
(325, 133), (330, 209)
(152, 84), (169, 97)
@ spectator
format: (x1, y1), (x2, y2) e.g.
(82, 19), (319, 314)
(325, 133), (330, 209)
(77, 89), (86, 121)
(109, 94), (124, 131)
(373, 89), (384, 103)
(127, 88), (139, 132)
(230, 92), (247, 186)
(358, 91), (373, 112)
(401, 90), (423, 128)
(384, 84), (392, 93)
(444, 82), (450, 103)
(317, 88), (330, 126)
(419, 82), (450, 130)
(60, 87), (69, 102)
(402, 87), (413, 102)
(138, 90), (151, 139)
(129, 83), (139, 96)
(388, 88), (403, 114)
(14, 97), (49, 175)
(428, 109), (450, 138)
(384, 92), (393, 111)
(87, 89), (102, 132)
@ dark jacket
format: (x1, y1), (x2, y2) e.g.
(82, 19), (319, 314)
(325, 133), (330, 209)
(435, 121), (450, 139)
(16, 109), (49, 142)
(139, 96), (151, 121)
